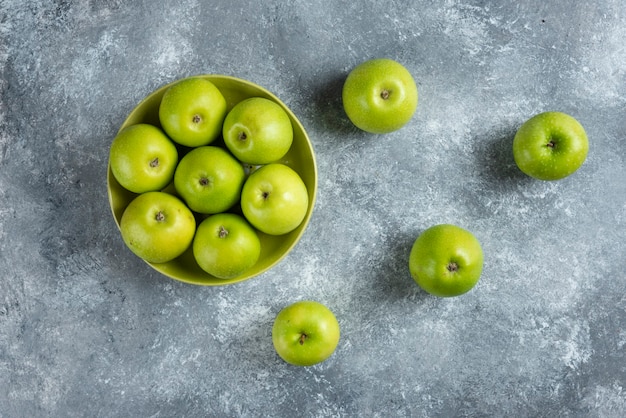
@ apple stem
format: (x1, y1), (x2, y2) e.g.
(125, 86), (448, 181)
(150, 157), (159, 168)
(447, 262), (459, 272)
(155, 211), (165, 222)
(299, 333), (307, 345)
(547, 141), (555, 148)
(218, 225), (228, 238)
(380, 89), (390, 100)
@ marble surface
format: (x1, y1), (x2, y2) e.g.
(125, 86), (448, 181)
(1, 1), (625, 416)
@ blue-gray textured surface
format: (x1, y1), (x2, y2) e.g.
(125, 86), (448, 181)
(1, 1), (625, 417)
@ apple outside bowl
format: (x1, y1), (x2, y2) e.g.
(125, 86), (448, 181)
(107, 75), (317, 286)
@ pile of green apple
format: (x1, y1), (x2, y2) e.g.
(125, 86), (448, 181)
(110, 77), (309, 280)
(110, 57), (591, 368)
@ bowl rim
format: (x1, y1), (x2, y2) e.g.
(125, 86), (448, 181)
(107, 74), (317, 286)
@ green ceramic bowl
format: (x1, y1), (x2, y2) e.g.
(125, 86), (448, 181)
(107, 75), (317, 286)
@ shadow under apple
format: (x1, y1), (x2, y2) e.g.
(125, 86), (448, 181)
(475, 126), (531, 185)
(309, 73), (360, 137)
(368, 226), (433, 304)
(223, 308), (279, 369)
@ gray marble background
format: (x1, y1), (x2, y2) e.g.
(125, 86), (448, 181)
(1, 1), (625, 417)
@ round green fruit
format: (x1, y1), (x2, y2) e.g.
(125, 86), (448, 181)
(342, 58), (418, 134)
(513, 111), (589, 181)
(409, 224), (484, 297)
(158, 77), (227, 147)
(174, 146), (246, 214)
(192, 213), (261, 279)
(272, 300), (341, 366)
(240, 163), (308, 236)
(120, 192), (196, 264)
(223, 97), (294, 165)
(109, 124), (178, 194)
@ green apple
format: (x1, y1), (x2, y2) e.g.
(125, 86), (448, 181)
(222, 97), (294, 165)
(192, 213), (261, 279)
(120, 191), (196, 264)
(272, 300), (340, 366)
(513, 111), (589, 180)
(158, 77), (227, 147)
(409, 224), (484, 297)
(342, 58), (418, 134)
(109, 124), (178, 194)
(174, 146), (245, 214)
(240, 163), (308, 235)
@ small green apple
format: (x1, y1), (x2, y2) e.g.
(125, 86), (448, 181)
(109, 124), (178, 194)
(272, 300), (340, 366)
(240, 163), (308, 235)
(342, 58), (418, 134)
(174, 146), (246, 214)
(159, 77), (227, 147)
(513, 111), (589, 181)
(409, 224), (484, 297)
(223, 97), (294, 165)
(192, 213), (261, 279)
(120, 191), (196, 264)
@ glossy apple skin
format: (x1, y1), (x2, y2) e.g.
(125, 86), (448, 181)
(513, 111), (589, 181)
(120, 192), (196, 264)
(272, 301), (340, 366)
(174, 146), (245, 214)
(342, 58), (418, 134)
(192, 213), (261, 279)
(223, 97), (293, 165)
(409, 224), (484, 297)
(109, 124), (178, 194)
(240, 163), (308, 235)
(159, 77), (227, 147)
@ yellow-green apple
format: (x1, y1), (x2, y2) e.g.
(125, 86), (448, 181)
(120, 191), (196, 264)
(342, 58), (418, 134)
(158, 77), (227, 147)
(409, 224), (484, 297)
(513, 111), (589, 180)
(174, 146), (245, 214)
(192, 213), (261, 279)
(109, 124), (178, 193)
(222, 97), (293, 165)
(272, 301), (340, 366)
(240, 163), (308, 235)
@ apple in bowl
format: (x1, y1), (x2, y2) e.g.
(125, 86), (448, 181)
(192, 213), (261, 280)
(158, 77), (228, 147)
(109, 124), (178, 194)
(173, 145), (246, 215)
(240, 163), (309, 236)
(119, 191), (196, 264)
(222, 97), (294, 165)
